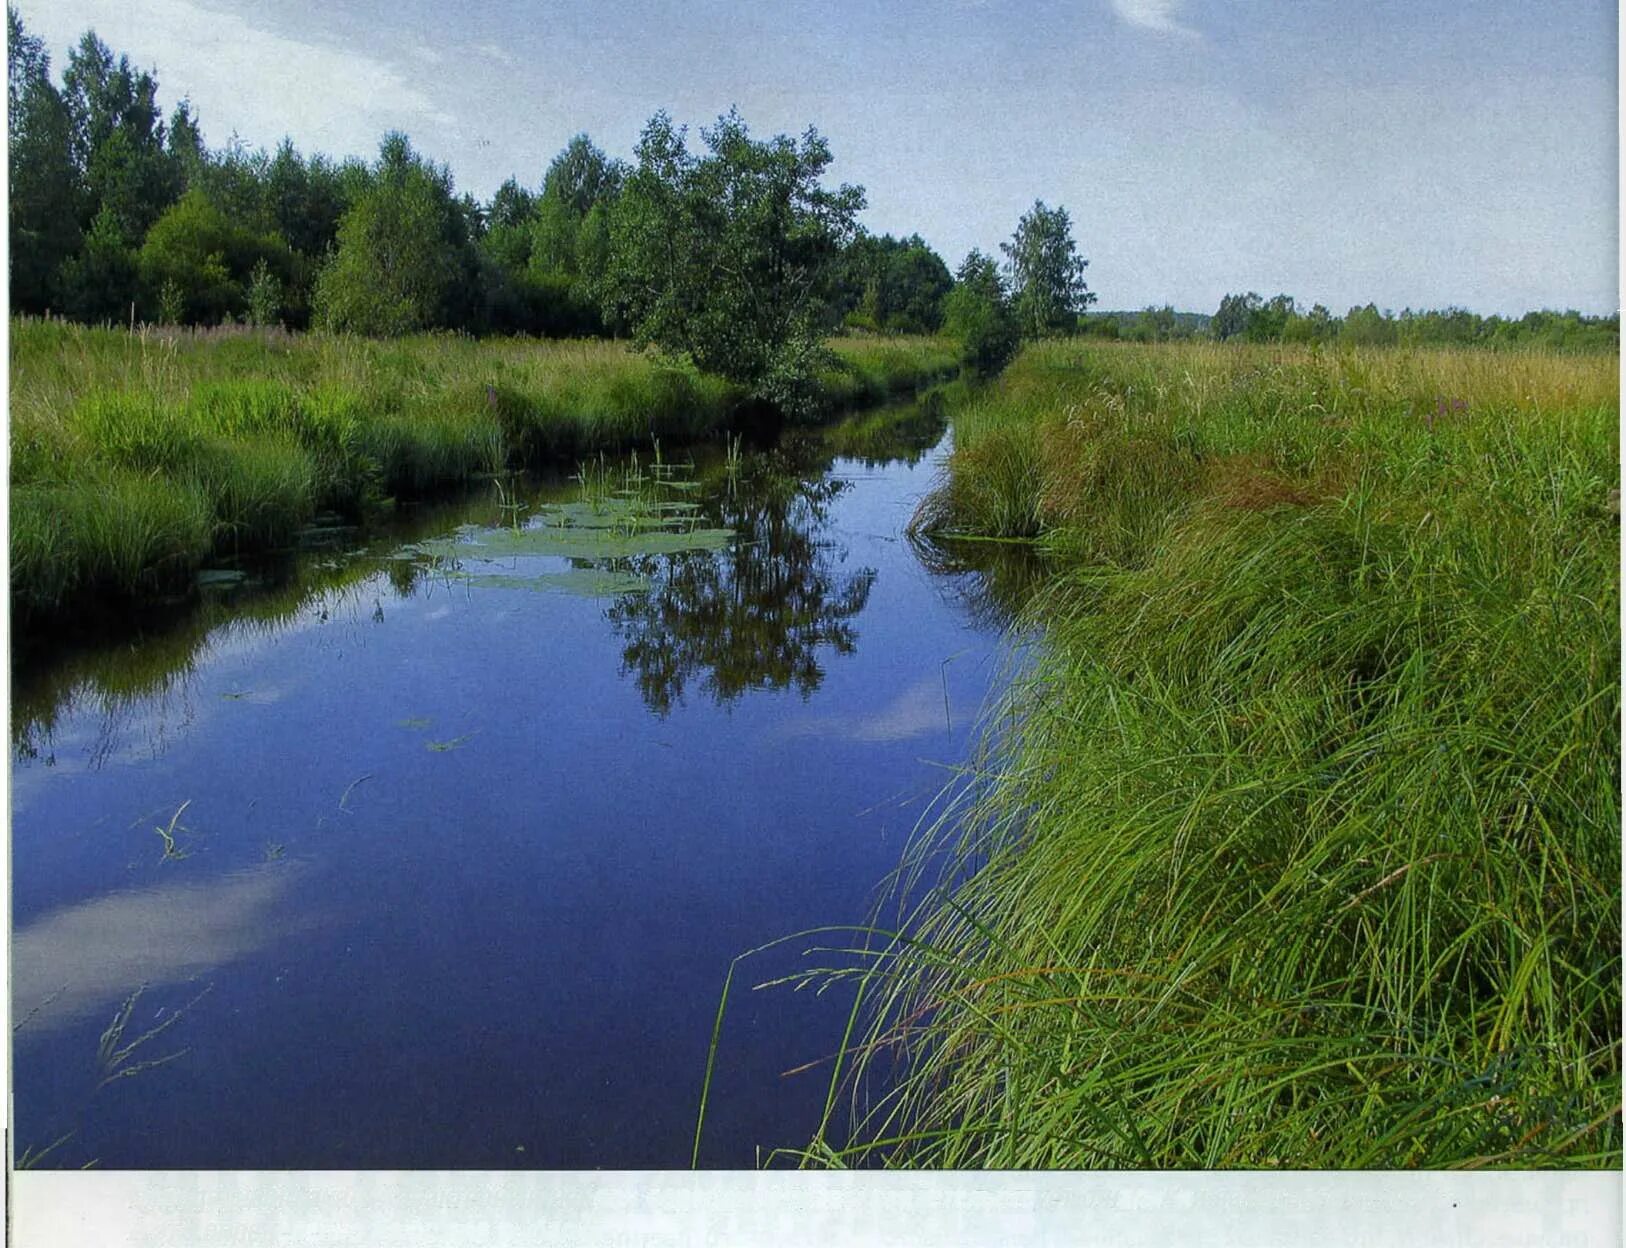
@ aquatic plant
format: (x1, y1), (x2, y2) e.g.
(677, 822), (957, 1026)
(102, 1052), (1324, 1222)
(11, 981), (219, 1168)
(425, 734), (476, 753)
(153, 801), (192, 862)
(96, 983), (214, 1091)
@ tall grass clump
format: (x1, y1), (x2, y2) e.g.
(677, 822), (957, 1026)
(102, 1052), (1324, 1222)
(11, 472), (215, 625)
(802, 339), (1620, 1169)
(188, 436), (319, 550)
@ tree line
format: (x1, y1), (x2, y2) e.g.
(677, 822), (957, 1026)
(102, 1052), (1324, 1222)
(1086, 294), (1618, 353)
(16, 5), (1600, 415)
(8, 9), (1101, 407)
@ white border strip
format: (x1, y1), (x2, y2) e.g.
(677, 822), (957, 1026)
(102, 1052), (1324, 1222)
(8, 1171), (1623, 1247)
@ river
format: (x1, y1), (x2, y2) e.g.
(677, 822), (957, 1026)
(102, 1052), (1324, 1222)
(10, 397), (1030, 1168)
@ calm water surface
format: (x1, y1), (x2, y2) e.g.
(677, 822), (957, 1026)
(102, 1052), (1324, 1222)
(10, 401), (1028, 1168)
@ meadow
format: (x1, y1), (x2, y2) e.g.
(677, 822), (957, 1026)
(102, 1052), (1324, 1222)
(7, 318), (956, 632)
(790, 339), (1621, 1168)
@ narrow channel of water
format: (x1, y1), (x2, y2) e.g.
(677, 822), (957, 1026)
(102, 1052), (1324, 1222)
(10, 399), (1034, 1168)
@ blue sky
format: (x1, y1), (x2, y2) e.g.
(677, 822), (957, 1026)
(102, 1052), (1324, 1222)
(19, 0), (1619, 314)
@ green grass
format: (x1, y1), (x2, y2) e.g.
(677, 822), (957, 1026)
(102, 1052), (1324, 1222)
(8, 319), (956, 630)
(818, 338), (963, 413)
(11, 469), (217, 619)
(794, 339), (1620, 1169)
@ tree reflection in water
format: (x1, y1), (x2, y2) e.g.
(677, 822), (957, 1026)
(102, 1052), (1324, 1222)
(10, 396), (978, 746)
(606, 449), (878, 715)
(904, 527), (1048, 634)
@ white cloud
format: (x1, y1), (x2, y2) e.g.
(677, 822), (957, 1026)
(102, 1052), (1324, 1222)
(1109, 0), (1199, 38)
(22, 0), (456, 160)
(12, 866), (302, 1029)
(781, 676), (950, 743)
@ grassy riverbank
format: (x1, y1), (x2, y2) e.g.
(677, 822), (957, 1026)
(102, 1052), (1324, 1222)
(811, 340), (1620, 1167)
(8, 319), (956, 631)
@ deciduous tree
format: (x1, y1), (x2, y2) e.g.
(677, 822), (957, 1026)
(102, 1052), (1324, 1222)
(1001, 200), (1093, 339)
(61, 30), (178, 245)
(139, 187), (292, 324)
(944, 249), (1019, 376)
(8, 6), (83, 311)
(1211, 291), (1261, 340)
(312, 134), (476, 335)
(602, 110), (864, 414)
(839, 232), (954, 334)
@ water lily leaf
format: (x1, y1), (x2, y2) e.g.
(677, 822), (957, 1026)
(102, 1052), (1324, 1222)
(411, 525), (732, 562)
(458, 569), (651, 597)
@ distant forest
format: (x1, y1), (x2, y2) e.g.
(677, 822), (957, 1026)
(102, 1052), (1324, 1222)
(1085, 297), (1618, 353)
(8, 7), (1617, 360)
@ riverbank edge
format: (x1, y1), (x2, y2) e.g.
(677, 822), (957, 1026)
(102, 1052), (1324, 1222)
(796, 338), (1621, 1168)
(8, 320), (961, 638)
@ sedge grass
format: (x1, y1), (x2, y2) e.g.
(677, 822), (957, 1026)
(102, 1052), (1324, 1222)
(796, 338), (1620, 1169)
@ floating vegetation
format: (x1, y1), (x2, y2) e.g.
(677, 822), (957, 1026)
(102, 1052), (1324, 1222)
(12, 986), (67, 1035)
(295, 521), (360, 548)
(338, 772), (374, 811)
(397, 717), (431, 730)
(410, 520), (732, 563)
(406, 453), (734, 589)
(195, 569), (248, 588)
(16, 930), (227, 1167)
(14, 1131), (77, 1170)
(426, 734), (476, 753)
(95, 982), (213, 1091)
(153, 801), (192, 862)
(457, 569), (651, 597)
